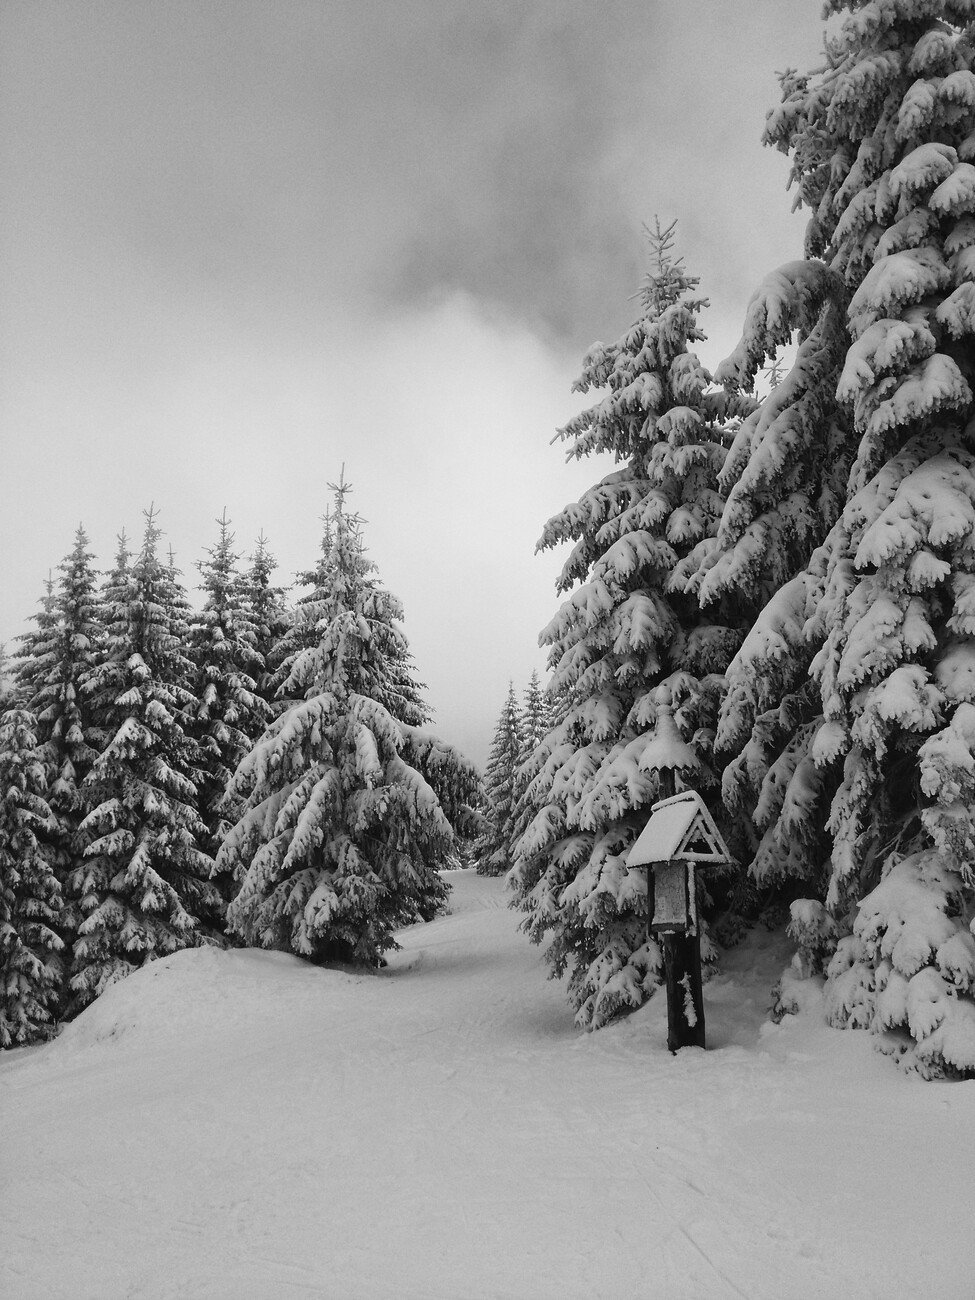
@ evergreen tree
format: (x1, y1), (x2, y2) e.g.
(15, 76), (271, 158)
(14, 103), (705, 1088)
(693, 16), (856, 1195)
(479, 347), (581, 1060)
(0, 646), (16, 713)
(510, 223), (749, 1028)
(519, 670), (552, 757)
(508, 669), (554, 856)
(0, 708), (64, 1046)
(12, 529), (104, 983)
(731, 0), (975, 1075)
(44, 528), (104, 799)
(262, 513), (335, 706)
(219, 479), (481, 965)
(246, 532), (292, 710)
(471, 682), (524, 876)
(69, 509), (219, 1010)
(12, 573), (59, 710)
(698, 252), (854, 899)
(188, 513), (271, 873)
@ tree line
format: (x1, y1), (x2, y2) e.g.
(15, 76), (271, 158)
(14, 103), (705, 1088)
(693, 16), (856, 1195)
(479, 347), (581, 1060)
(0, 484), (481, 1047)
(6, 0), (975, 1080)
(499, 1), (975, 1081)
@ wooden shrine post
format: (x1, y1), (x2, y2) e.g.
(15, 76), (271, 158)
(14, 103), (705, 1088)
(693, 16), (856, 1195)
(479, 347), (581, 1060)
(629, 689), (732, 1053)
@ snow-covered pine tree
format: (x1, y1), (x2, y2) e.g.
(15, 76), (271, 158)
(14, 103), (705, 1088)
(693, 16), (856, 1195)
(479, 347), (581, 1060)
(697, 255), (854, 902)
(747, 0), (975, 1075)
(220, 478), (481, 965)
(508, 669), (554, 862)
(11, 529), (104, 985)
(188, 513), (270, 875)
(471, 682), (524, 876)
(509, 223), (750, 1028)
(0, 708), (64, 1046)
(68, 509), (220, 1010)
(519, 670), (552, 765)
(11, 574), (58, 709)
(246, 532), (292, 710)
(0, 646), (15, 713)
(43, 528), (105, 796)
(261, 512), (336, 707)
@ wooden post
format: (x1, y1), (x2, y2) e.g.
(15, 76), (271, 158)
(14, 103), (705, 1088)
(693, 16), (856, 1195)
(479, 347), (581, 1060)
(663, 930), (705, 1053)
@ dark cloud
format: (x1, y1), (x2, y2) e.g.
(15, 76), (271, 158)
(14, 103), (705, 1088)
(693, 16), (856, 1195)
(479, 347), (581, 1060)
(0, 0), (830, 761)
(1, 1), (823, 361)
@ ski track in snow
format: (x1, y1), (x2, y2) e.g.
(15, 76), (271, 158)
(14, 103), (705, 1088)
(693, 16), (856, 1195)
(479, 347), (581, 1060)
(2, 871), (973, 1299)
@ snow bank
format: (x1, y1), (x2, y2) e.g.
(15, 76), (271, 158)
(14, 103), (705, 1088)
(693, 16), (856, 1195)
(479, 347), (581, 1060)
(2, 873), (972, 1300)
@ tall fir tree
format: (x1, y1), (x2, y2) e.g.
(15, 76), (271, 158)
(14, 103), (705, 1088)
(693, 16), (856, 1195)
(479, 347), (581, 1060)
(700, 262), (855, 898)
(219, 479), (481, 964)
(12, 529), (104, 983)
(472, 682), (524, 876)
(519, 670), (553, 759)
(729, 0), (975, 1076)
(13, 573), (61, 715)
(246, 532), (292, 710)
(508, 669), (555, 860)
(262, 512), (336, 706)
(0, 646), (16, 713)
(68, 509), (220, 1010)
(0, 708), (64, 1046)
(510, 224), (750, 1028)
(188, 513), (271, 876)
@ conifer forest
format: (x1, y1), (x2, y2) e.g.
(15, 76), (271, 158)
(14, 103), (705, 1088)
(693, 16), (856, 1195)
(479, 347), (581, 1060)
(6, 1), (975, 1097)
(10, 5), (975, 1296)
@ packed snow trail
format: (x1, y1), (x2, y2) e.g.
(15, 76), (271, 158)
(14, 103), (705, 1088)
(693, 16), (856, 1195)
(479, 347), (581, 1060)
(2, 871), (972, 1299)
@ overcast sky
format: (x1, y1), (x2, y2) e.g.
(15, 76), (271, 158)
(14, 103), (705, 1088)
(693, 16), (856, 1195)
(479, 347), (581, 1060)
(1, 0), (827, 768)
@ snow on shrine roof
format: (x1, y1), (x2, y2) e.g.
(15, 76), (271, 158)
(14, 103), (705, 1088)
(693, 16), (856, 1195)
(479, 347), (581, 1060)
(628, 790), (731, 867)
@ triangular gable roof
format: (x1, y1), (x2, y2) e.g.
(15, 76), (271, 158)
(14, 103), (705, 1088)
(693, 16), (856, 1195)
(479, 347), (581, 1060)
(628, 790), (731, 867)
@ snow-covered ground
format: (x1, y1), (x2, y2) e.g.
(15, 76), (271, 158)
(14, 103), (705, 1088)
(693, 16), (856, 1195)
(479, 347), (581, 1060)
(2, 871), (972, 1300)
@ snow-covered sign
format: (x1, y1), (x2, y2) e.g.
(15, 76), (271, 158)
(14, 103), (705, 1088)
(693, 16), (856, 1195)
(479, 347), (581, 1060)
(629, 791), (731, 935)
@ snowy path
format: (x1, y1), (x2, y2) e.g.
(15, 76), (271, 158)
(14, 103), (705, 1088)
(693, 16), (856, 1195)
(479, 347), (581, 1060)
(2, 871), (973, 1299)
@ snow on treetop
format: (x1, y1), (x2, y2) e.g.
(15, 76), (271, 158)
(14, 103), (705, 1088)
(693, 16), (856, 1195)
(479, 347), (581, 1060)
(826, 1), (969, 48)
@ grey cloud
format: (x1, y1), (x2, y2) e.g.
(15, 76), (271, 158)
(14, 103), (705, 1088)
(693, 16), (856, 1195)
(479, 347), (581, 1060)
(1, 1), (824, 367)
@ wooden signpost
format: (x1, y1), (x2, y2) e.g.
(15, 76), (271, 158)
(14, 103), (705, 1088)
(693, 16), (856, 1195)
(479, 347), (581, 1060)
(629, 689), (732, 1052)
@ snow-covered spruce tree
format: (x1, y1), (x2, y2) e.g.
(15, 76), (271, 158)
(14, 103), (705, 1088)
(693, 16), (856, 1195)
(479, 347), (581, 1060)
(752, 0), (975, 1075)
(219, 480), (482, 965)
(509, 224), (751, 1028)
(246, 532), (292, 710)
(12, 574), (58, 710)
(68, 510), (220, 1011)
(518, 670), (553, 774)
(697, 262), (855, 904)
(472, 682), (524, 876)
(15, 538), (103, 813)
(11, 529), (105, 984)
(0, 646), (16, 713)
(188, 513), (270, 876)
(261, 512), (337, 707)
(508, 669), (555, 860)
(0, 708), (64, 1046)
